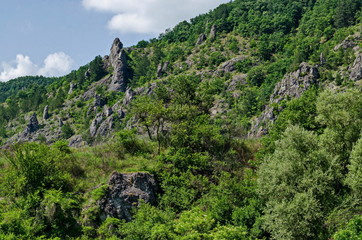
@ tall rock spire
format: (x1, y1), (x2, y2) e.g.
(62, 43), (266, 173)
(108, 38), (128, 92)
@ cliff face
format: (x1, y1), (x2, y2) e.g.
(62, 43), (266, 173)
(249, 62), (319, 138)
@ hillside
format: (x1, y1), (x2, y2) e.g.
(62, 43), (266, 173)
(0, 0), (362, 239)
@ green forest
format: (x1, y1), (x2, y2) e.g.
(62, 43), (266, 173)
(0, 0), (362, 239)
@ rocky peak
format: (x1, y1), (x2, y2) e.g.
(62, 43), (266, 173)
(108, 38), (129, 92)
(110, 38), (124, 66)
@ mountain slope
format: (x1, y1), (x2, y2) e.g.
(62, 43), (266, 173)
(0, 0), (361, 239)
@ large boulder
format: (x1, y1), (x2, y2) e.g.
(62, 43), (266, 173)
(98, 172), (158, 222)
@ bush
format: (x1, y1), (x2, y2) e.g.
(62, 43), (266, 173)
(2, 142), (72, 197)
(61, 123), (74, 139)
(334, 216), (362, 240)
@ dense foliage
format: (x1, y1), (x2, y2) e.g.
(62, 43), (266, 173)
(0, 0), (361, 239)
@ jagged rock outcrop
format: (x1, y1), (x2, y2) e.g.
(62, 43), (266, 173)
(210, 98), (229, 118)
(111, 101), (126, 118)
(249, 62), (319, 137)
(24, 113), (39, 135)
(219, 56), (246, 73)
(43, 105), (49, 120)
(271, 62), (319, 103)
(123, 88), (135, 106)
(98, 172), (158, 222)
(90, 113), (103, 137)
(96, 116), (115, 137)
(350, 52), (362, 81)
(334, 33), (361, 51)
(157, 62), (170, 78)
(104, 106), (113, 117)
(68, 135), (87, 147)
(94, 95), (106, 108)
(210, 25), (217, 41)
(135, 82), (158, 96)
(196, 33), (207, 45)
(108, 38), (129, 92)
(89, 102), (124, 138)
(227, 73), (247, 92)
(68, 82), (75, 95)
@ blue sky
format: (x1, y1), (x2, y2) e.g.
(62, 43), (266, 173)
(0, 0), (228, 81)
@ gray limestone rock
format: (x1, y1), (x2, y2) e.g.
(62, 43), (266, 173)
(227, 73), (247, 92)
(90, 113), (103, 137)
(43, 105), (49, 120)
(157, 62), (170, 78)
(210, 25), (217, 41)
(108, 38), (129, 92)
(94, 95), (106, 108)
(349, 53), (362, 81)
(196, 33), (207, 45)
(68, 82), (75, 95)
(68, 135), (87, 147)
(249, 62), (319, 138)
(219, 56), (246, 73)
(96, 116), (115, 137)
(271, 62), (319, 103)
(123, 88), (135, 106)
(334, 33), (361, 51)
(104, 106), (114, 117)
(24, 113), (39, 135)
(98, 172), (158, 222)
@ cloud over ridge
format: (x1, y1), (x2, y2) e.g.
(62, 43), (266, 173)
(82, 0), (229, 34)
(0, 52), (73, 82)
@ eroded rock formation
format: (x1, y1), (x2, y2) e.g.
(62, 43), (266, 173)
(249, 62), (319, 137)
(98, 172), (158, 222)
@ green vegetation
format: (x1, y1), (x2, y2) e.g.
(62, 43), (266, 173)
(0, 0), (362, 239)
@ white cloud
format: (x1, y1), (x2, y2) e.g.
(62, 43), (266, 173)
(82, 0), (229, 34)
(39, 52), (73, 77)
(0, 52), (73, 82)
